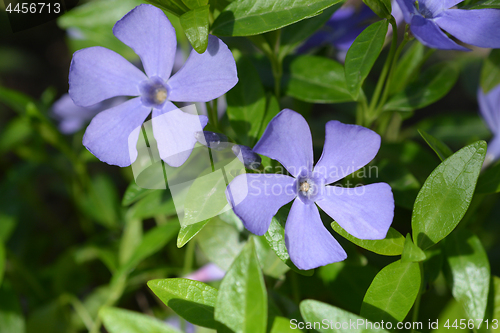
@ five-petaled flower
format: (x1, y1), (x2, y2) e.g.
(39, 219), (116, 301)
(396, 0), (500, 50)
(69, 4), (238, 167)
(226, 109), (395, 270)
(478, 83), (500, 167)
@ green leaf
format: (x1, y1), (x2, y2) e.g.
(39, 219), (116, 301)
(476, 162), (500, 194)
(180, 5), (210, 53)
(122, 182), (155, 206)
(257, 94), (281, 139)
(148, 278), (218, 328)
(128, 190), (176, 220)
(177, 218), (210, 248)
(0, 242), (4, 286)
(120, 222), (179, 273)
(363, 0), (391, 18)
(470, 0), (500, 8)
(493, 276), (500, 331)
(418, 129), (453, 162)
(361, 260), (421, 323)
(0, 86), (35, 114)
(0, 281), (24, 333)
(344, 20), (389, 100)
(444, 229), (490, 321)
(389, 41), (425, 95)
(100, 307), (181, 333)
(119, 219), (143, 266)
(481, 49), (500, 93)
(270, 316), (302, 333)
(280, 4), (340, 55)
(254, 236), (290, 278)
(300, 299), (389, 333)
(412, 141), (486, 250)
(283, 55), (353, 103)
(182, 0), (209, 9)
(331, 222), (405, 256)
(145, 0), (190, 16)
(80, 175), (122, 229)
(401, 234), (426, 263)
(264, 216), (313, 276)
(212, 0), (342, 36)
(383, 62), (459, 112)
(197, 217), (246, 270)
(215, 238), (267, 333)
(227, 56), (267, 146)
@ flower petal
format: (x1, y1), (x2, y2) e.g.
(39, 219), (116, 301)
(113, 4), (177, 80)
(395, 0), (417, 23)
(486, 135), (500, 166)
(152, 103), (208, 167)
(285, 199), (347, 270)
(478, 85), (500, 135)
(314, 121), (381, 184)
(253, 109), (314, 177)
(419, 0), (462, 16)
(226, 173), (296, 236)
(409, 15), (468, 51)
(69, 47), (146, 107)
(83, 97), (151, 167)
(316, 183), (394, 240)
(167, 35), (238, 103)
(435, 9), (500, 49)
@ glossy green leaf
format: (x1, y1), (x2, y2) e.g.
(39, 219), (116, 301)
(300, 299), (389, 333)
(145, 0), (190, 16)
(283, 55), (353, 103)
(363, 0), (391, 18)
(344, 20), (389, 100)
(476, 162), (500, 194)
(444, 229), (490, 321)
(331, 222), (405, 256)
(418, 129), (453, 162)
(468, 0), (500, 9)
(254, 236), (290, 278)
(481, 49), (500, 93)
(215, 239), (267, 333)
(280, 4), (340, 54)
(265, 216), (313, 276)
(180, 5), (209, 53)
(122, 183), (155, 206)
(389, 41), (425, 95)
(120, 222), (179, 273)
(212, 0), (342, 36)
(227, 56), (267, 146)
(401, 234), (426, 263)
(101, 307), (181, 333)
(361, 260), (421, 323)
(412, 141), (486, 250)
(182, 0), (208, 9)
(177, 219), (210, 247)
(383, 62), (459, 112)
(197, 217), (246, 270)
(148, 278), (218, 328)
(0, 282), (25, 333)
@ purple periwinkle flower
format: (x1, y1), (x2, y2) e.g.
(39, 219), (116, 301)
(226, 109), (395, 270)
(396, 0), (500, 50)
(478, 84), (500, 167)
(184, 263), (225, 282)
(68, 4), (238, 167)
(232, 145), (262, 170)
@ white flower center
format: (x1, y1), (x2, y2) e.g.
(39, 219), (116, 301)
(154, 87), (168, 104)
(300, 181), (310, 193)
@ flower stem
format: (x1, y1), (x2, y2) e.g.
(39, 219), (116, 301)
(367, 17), (399, 125)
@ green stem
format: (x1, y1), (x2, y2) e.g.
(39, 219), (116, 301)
(367, 17), (399, 123)
(182, 238), (196, 276)
(206, 101), (218, 130)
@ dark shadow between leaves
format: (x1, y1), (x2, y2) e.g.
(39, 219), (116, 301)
(360, 302), (400, 326)
(167, 299), (216, 329)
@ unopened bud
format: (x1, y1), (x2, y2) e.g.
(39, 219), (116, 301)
(232, 145), (261, 170)
(195, 131), (230, 151)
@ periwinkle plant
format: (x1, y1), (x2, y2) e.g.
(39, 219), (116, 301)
(4, 0), (500, 332)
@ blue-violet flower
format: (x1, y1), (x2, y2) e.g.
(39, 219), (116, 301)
(69, 4), (238, 167)
(226, 109), (395, 270)
(396, 0), (500, 50)
(478, 84), (500, 167)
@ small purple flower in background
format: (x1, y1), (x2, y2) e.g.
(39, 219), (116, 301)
(478, 84), (500, 167)
(396, 0), (500, 50)
(52, 94), (125, 134)
(226, 109), (395, 270)
(69, 4), (237, 167)
(184, 263), (225, 282)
